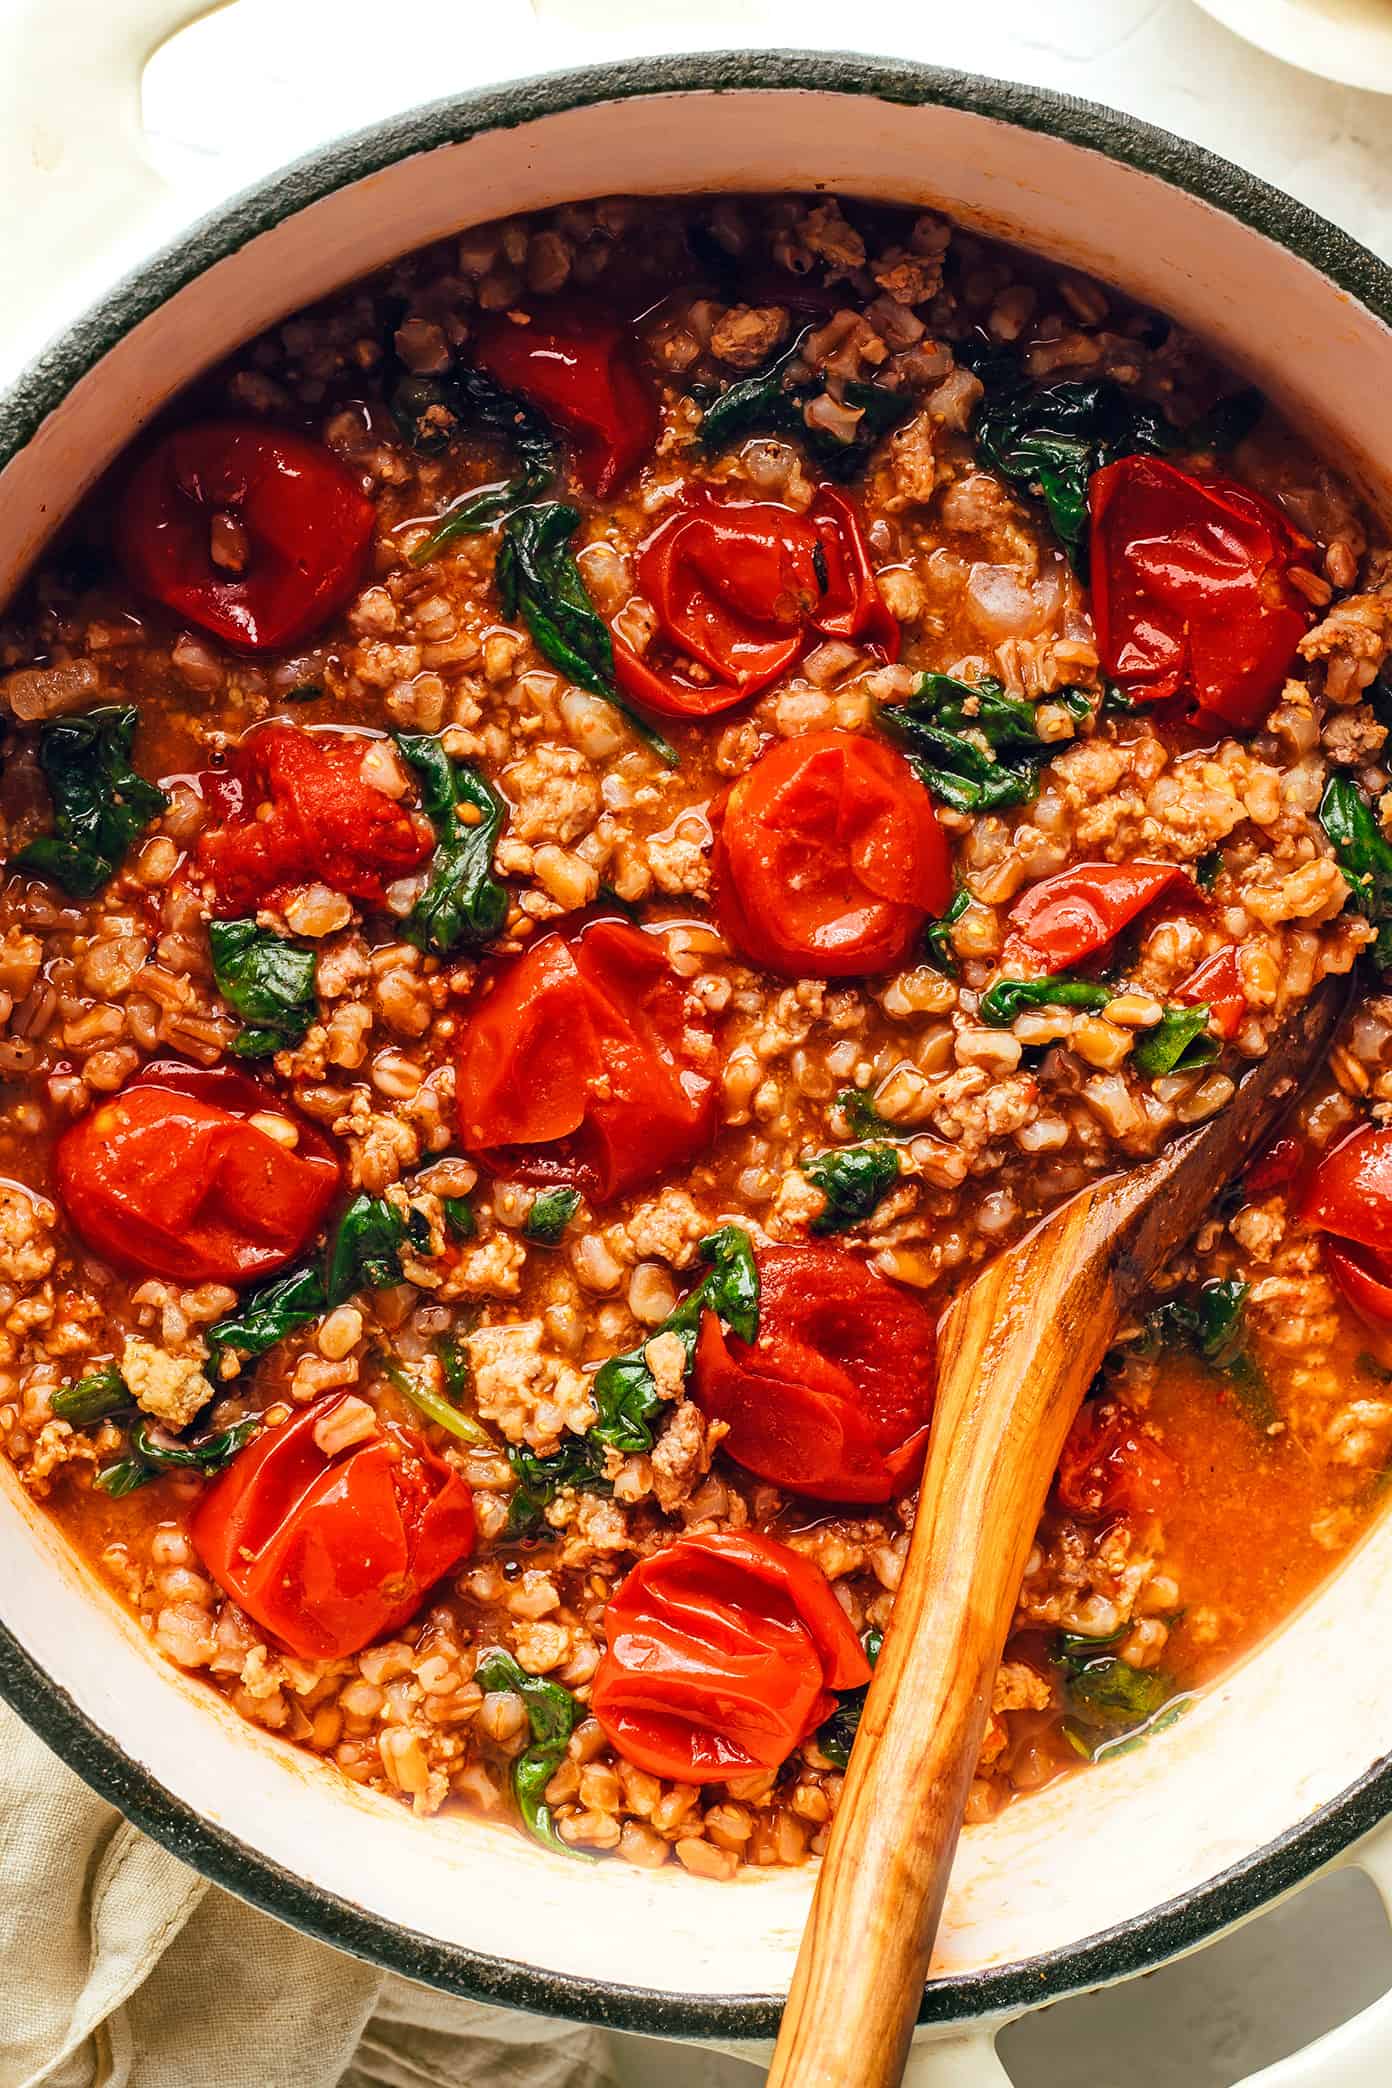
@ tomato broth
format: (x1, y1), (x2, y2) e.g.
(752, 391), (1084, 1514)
(0, 193), (1389, 1874)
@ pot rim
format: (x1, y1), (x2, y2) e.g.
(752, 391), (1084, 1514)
(3, 44), (1392, 2040)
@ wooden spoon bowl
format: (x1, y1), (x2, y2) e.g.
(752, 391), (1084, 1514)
(768, 978), (1345, 2088)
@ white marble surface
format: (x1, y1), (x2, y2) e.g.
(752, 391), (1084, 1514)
(14, 0), (1392, 2078)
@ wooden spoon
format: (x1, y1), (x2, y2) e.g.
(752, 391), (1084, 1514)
(767, 978), (1344, 2088)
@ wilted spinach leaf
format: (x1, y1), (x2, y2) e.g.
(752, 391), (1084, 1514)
(816, 1627), (884, 1768)
(209, 918), (316, 1056)
(591, 1225), (758, 1455)
(326, 1194), (406, 1306)
(474, 1648), (587, 1857)
(441, 1197), (476, 1241)
(1320, 774), (1392, 967)
(1132, 1004), (1219, 1077)
(505, 1436), (606, 1539)
(399, 363), (560, 559)
(51, 1366), (131, 1425)
(496, 503), (677, 765)
(698, 325), (911, 480)
(980, 976), (1112, 1026)
(378, 1352), (490, 1445)
(1143, 1277), (1276, 1428)
(206, 1264), (327, 1361)
(879, 672), (1085, 814)
(394, 733), (508, 955)
(924, 888), (970, 974)
(525, 1188), (581, 1246)
(804, 1144), (901, 1234)
(96, 1413), (261, 1496)
(15, 706), (168, 898)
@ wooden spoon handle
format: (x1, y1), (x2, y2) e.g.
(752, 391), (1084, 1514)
(766, 1192), (1119, 2088)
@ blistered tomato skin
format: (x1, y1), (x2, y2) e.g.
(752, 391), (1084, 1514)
(692, 1244), (938, 1503)
(1303, 1126), (1392, 1326)
(119, 421), (376, 652)
(590, 1530), (870, 1782)
(55, 1059), (341, 1286)
(1004, 860), (1193, 974)
(611, 488), (899, 720)
(197, 724), (434, 915)
(712, 729), (951, 978)
(192, 1393), (475, 1661)
(1089, 456), (1311, 731)
(455, 915), (719, 1203)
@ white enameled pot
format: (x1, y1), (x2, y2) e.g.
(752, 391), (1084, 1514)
(3, 9), (1392, 2079)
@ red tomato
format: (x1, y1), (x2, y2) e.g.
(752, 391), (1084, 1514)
(1004, 860), (1191, 974)
(1245, 1133), (1306, 1196)
(611, 489), (898, 721)
(56, 1059), (340, 1285)
(472, 307), (657, 496)
(1174, 945), (1246, 1041)
(590, 1531), (870, 1782)
(809, 488), (901, 661)
(712, 729), (951, 978)
(1055, 1400), (1179, 1521)
(456, 915), (718, 1203)
(1090, 456), (1311, 731)
(119, 421), (375, 652)
(693, 1245), (937, 1502)
(192, 1392), (475, 1660)
(1303, 1126), (1392, 1325)
(198, 724), (434, 915)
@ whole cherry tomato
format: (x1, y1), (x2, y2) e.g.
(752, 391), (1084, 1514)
(1174, 945), (1246, 1041)
(198, 724), (434, 915)
(611, 489), (898, 720)
(456, 915), (719, 1203)
(56, 1059), (340, 1285)
(1004, 860), (1191, 974)
(693, 1245), (938, 1503)
(1302, 1125), (1392, 1325)
(192, 1392), (475, 1660)
(120, 421), (376, 652)
(712, 729), (951, 978)
(472, 307), (657, 496)
(1055, 1400), (1179, 1522)
(590, 1530), (870, 1782)
(1090, 457), (1311, 732)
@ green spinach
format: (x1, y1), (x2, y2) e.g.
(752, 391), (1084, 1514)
(96, 1413), (260, 1496)
(524, 1188), (581, 1246)
(473, 1648), (587, 1857)
(496, 504), (678, 765)
(441, 1197), (477, 1241)
(816, 1627), (884, 1768)
(697, 325), (912, 479)
(394, 734), (508, 955)
(1132, 1004), (1219, 1077)
(878, 672), (1086, 814)
(15, 706), (168, 898)
(924, 888), (970, 974)
(1319, 774), (1392, 966)
(378, 1353), (489, 1445)
(591, 1224), (758, 1455)
(505, 1437), (606, 1539)
(1144, 1277), (1277, 1429)
(206, 1264), (326, 1362)
(209, 919), (316, 1056)
(399, 364), (560, 560)
(51, 1366), (131, 1425)
(803, 1144), (901, 1234)
(979, 976), (1112, 1026)
(326, 1194), (407, 1306)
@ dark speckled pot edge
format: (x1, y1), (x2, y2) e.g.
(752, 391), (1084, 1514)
(2, 46), (1391, 2043)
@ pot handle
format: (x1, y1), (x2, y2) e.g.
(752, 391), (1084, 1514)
(0, 0), (211, 373)
(1230, 1818), (1392, 2087)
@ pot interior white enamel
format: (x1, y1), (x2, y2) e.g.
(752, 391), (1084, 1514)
(3, 58), (1392, 2036)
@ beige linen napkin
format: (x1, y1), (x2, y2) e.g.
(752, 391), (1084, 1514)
(0, 1704), (624, 2088)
